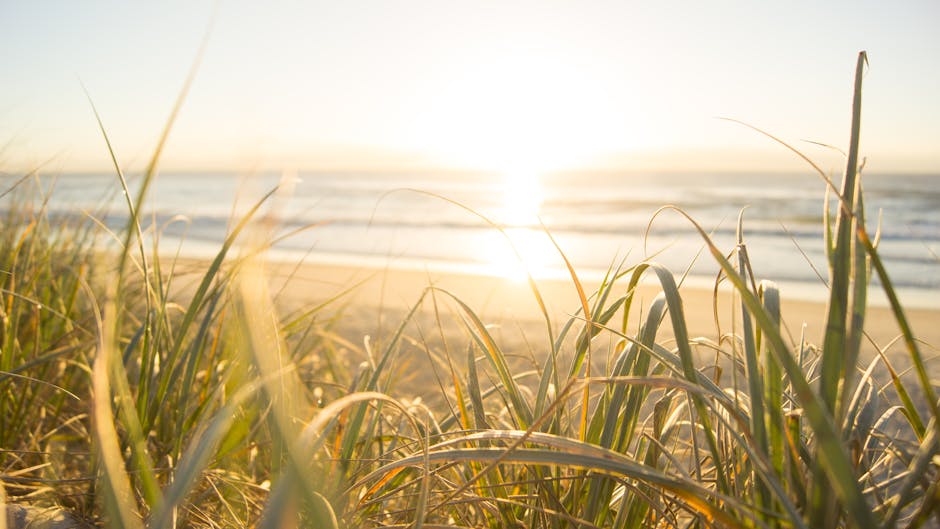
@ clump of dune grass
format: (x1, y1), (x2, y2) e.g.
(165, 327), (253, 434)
(1, 50), (938, 529)
(0, 175), (96, 518)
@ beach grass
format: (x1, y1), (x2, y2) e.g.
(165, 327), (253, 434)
(2, 51), (939, 528)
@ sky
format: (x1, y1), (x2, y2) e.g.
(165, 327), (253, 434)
(2, 1), (939, 174)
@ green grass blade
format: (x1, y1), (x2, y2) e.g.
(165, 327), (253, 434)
(92, 299), (145, 529)
(820, 50), (867, 420)
(644, 262), (730, 493)
(467, 344), (490, 430)
(735, 212), (771, 515)
(759, 281), (786, 481)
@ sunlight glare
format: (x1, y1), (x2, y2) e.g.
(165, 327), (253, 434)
(480, 229), (555, 282)
(482, 167), (555, 281)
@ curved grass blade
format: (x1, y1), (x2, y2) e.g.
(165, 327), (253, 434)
(358, 443), (751, 529)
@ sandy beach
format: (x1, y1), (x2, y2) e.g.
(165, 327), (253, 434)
(250, 260), (940, 377)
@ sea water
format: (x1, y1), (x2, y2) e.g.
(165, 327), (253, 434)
(3, 170), (938, 307)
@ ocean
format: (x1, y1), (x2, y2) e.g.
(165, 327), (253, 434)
(4, 170), (939, 308)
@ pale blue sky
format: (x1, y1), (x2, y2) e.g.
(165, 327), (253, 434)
(2, 1), (939, 173)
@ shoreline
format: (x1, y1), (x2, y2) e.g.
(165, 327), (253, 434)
(167, 241), (940, 310)
(242, 257), (940, 361)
